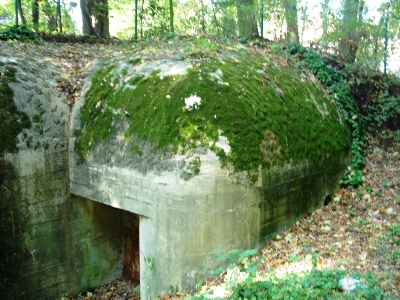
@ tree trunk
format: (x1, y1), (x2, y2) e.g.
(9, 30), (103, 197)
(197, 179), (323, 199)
(283, 0), (299, 43)
(338, 0), (364, 63)
(236, 0), (258, 38)
(134, 0), (138, 40)
(32, 0), (39, 30)
(200, 0), (206, 34)
(140, 0), (144, 39)
(56, 0), (62, 33)
(17, 0), (27, 25)
(93, 0), (110, 38)
(169, 0), (174, 34)
(210, 0), (221, 35)
(80, 0), (96, 36)
(43, 0), (56, 31)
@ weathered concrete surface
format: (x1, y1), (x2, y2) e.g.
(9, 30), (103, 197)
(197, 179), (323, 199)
(260, 158), (349, 243)
(0, 57), (123, 299)
(70, 149), (261, 296)
(69, 44), (351, 298)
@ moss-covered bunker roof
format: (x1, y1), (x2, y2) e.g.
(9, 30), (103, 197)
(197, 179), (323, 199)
(75, 39), (350, 180)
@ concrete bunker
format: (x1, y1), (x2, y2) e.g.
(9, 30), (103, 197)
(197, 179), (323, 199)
(1, 41), (350, 300)
(69, 43), (350, 298)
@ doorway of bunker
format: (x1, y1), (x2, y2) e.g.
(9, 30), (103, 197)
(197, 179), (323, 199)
(122, 211), (140, 283)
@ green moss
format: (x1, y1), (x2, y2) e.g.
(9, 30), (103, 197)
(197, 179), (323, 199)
(32, 113), (41, 123)
(0, 64), (31, 155)
(128, 58), (141, 65)
(76, 46), (350, 181)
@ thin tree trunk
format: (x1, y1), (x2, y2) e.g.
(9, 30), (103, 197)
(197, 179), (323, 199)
(134, 0), (138, 40)
(236, 0), (258, 38)
(372, 16), (383, 69)
(94, 0), (110, 38)
(200, 0), (206, 34)
(32, 0), (39, 30)
(56, 0), (62, 33)
(140, 0), (144, 39)
(17, 0), (27, 25)
(169, 0), (174, 34)
(260, 0), (264, 38)
(283, 0), (299, 43)
(210, 0), (221, 35)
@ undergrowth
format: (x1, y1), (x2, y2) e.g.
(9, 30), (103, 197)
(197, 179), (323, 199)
(282, 43), (400, 187)
(0, 25), (42, 41)
(186, 248), (396, 300)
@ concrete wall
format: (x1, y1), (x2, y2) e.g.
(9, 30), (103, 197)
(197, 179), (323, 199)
(260, 158), (348, 243)
(70, 148), (348, 299)
(70, 149), (262, 297)
(0, 59), (124, 299)
(0, 151), (123, 299)
(1, 150), (72, 299)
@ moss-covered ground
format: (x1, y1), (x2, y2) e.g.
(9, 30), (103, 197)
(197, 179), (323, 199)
(75, 40), (350, 180)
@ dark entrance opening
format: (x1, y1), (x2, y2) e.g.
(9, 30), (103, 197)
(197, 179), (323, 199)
(122, 212), (140, 283)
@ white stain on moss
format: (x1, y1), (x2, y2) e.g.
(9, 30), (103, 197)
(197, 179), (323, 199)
(209, 69), (224, 84)
(115, 59), (193, 86)
(184, 94), (202, 111)
(309, 94), (329, 118)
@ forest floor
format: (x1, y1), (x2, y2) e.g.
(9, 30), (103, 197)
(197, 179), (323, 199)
(64, 138), (400, 300)
(1, 40), (398, 300)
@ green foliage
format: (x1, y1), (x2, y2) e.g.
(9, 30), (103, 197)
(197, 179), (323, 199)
(0, 25), (42, 41)
(389, 223), (400, 245)
(199, 248), (398, 299)
(371, 222), (400, 266)
(183, 37), (220, 58)
(188, 265), (396, 300)
(286, 43), (365, 187)
(205, 247), (260, 281)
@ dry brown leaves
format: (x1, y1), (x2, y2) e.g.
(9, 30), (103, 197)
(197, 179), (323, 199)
(1, 40), (97, 107)
(254, 138), (400, 296)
